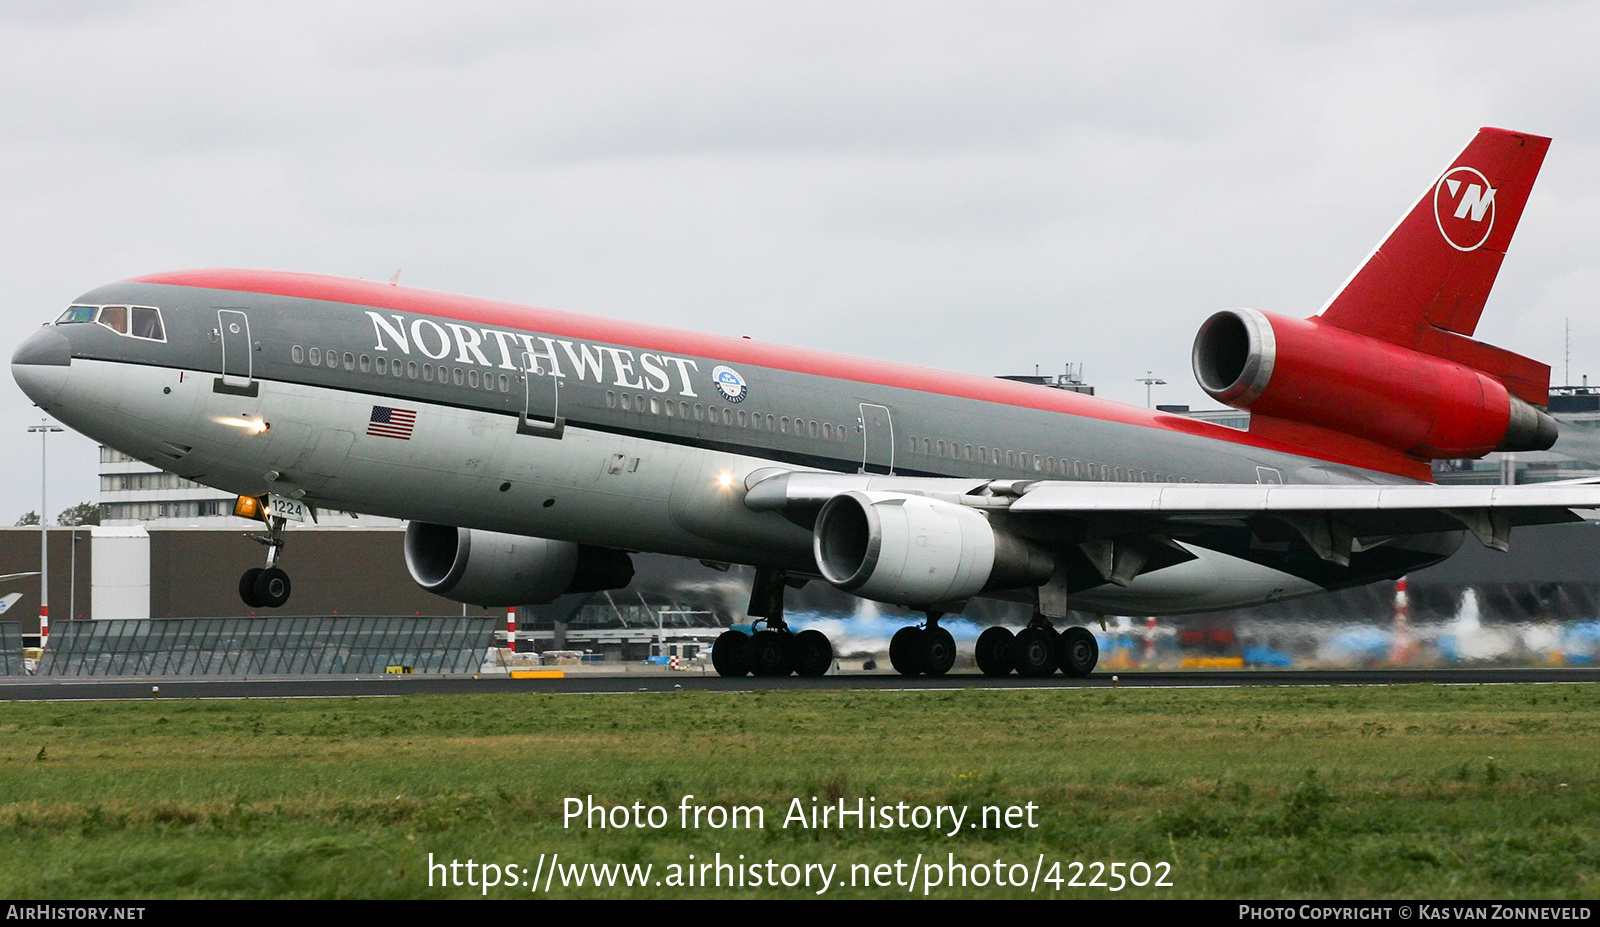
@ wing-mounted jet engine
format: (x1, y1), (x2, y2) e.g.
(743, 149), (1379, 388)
(403, 523), (634, 606)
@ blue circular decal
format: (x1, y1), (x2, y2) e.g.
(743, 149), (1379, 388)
(712, 365), (748, 403)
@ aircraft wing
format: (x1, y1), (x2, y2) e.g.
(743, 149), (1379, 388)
(744, 471), (1600, 566)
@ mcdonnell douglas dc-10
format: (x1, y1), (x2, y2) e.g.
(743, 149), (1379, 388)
(13, 127), (1598, 679)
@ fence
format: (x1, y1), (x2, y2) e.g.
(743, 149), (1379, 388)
(2, 617), (498, 676)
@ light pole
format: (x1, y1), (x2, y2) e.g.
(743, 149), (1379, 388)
(1135, 371), (1167, 408)
(27, 422), (63, 648)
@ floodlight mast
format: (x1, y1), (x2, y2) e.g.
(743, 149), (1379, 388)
(27, 421), (63, 648)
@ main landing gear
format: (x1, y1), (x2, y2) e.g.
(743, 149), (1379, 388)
(888, 612), (958, 677)
(974, 616), (1099, 678)
(713, 568), (834, 678)
(238, 510), (292, 609)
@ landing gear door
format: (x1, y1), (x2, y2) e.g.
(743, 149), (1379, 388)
(518, 349), (565, 439)
(214, 309), (258, 397)
(860, 402), (894, 474)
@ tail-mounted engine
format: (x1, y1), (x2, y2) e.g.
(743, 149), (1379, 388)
(404, 522), (634, 606)
(1192, 307), (1556, 459)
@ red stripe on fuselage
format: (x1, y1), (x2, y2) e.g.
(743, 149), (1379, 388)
(130, 268), (1430, 480)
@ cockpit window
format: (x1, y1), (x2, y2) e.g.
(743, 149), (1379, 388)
(98, 306), (129, 334)
(55, 306), (96, 324)
(130, 307), (164, 340)
(55, 304), (167, 342)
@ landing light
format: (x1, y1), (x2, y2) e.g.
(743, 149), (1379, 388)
(216, 416), (269, 434)
(717, 472), (734, 490)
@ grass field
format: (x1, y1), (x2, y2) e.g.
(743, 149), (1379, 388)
(1, 683), (1596, 899)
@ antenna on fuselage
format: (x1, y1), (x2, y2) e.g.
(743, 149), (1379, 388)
(389, 269), (402, 286)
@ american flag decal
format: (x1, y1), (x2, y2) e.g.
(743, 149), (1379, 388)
(367, 405), (417, 440)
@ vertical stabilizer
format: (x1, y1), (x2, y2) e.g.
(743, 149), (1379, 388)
(1319, 128), (1551, 404)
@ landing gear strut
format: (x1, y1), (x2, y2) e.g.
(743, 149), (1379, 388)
(713, 568), (834, 678)
(239, 511), (292, 609)
(889, 612), (957, 677)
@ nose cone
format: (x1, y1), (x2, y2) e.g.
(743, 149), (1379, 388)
(11, 326), (72, 408)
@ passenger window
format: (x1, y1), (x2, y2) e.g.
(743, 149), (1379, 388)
(326, 348), (338, 368)
(467, 369), (478, 388)
(129, 307), (164, 340)
(97, 306), (129, 334)
(423, 364), (433, 381)
(360, 354), (371, 373)
(343, 352), (355, 371)
(309, 348), (321, 365)
(292, 346), (304, 364)
(408, 361), (418, 379)
(375, 356), (387, 375)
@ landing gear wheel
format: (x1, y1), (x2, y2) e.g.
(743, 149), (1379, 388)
(712, 630), (750, 677)
(748, 629), (794, 677)
(889, 626), (925, 676)
(792, 629), (834, 677)
(1011, 627), (1058, 677)
(923, 627), (957, 677)
(975, 626), (1015, 677)
(252, 567), (291, 609)
(239, 568), (265, 608)
(1057, 626), (1099, 677)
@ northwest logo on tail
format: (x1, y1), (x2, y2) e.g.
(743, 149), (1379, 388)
(1433, 165), (1496, 252)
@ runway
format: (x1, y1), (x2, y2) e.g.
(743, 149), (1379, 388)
(0, 666), (1595, 700)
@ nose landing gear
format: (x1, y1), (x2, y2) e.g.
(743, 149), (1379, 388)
(238, 508), (292, 609)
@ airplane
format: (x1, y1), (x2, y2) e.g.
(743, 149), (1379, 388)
(12, 126), (1600, 680)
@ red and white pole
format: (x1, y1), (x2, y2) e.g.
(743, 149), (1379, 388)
(1389, 575), (1414, 665)
(506, 608), (517, 654)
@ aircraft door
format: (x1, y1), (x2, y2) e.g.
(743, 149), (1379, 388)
(215, 309), (258, 397)
(517, 349), (565, 439)
(860, 402), (895, 474)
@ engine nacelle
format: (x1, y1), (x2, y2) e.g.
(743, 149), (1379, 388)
(404, 522), (634, 606)
(812, 491), (1053, 608)
(1192, 308), (1557, 458)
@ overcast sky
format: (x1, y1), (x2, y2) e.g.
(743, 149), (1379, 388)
(2, 1), (1598, 523)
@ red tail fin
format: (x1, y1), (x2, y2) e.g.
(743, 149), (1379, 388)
(1318, 127), (1551, 404)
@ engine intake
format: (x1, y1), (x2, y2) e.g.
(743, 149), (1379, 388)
(813, 491), (1052, 608)
(1192, 308), (1557, 458)
(404, 522), (633, 606)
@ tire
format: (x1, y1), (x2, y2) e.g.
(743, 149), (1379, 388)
(792, 629), (834, 677)
(1010, 627), (1058, 677)
(748, 629), (794, 677)
(922, 627), (957, 677)
(712, 630), (750, 677)
(1057, 626), (1099, 677)
(253, 567), (291, 608)
(239, 568), (265, 608)
(975, 626), (1015, 677)
(889, 626), (925, 676)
